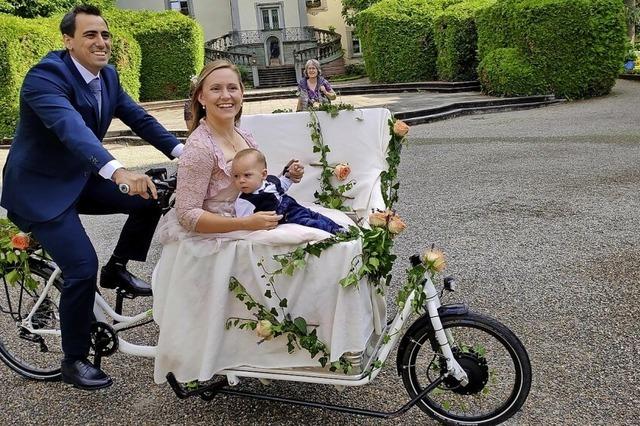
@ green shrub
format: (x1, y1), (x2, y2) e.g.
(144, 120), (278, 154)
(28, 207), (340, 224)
(345, 62), (366, 76)
(477, 47), (549, 95)
(0, 15), (59, 138)
(105, 9), (204, 101)
(109, 26), (141, 101)
(434, 0), (495, 81)
(0, 0), (114, 18)
(0, 13), (140, 138)
(477, 0), (626, 99)
(356, 0), (458, 83)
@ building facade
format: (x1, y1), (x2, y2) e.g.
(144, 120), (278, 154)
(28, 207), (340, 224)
(116, 1), (361, 79)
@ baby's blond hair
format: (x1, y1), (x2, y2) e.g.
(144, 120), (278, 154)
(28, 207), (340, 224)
(233, 148), (267, 169)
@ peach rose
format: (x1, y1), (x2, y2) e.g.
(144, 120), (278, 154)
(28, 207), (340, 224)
(11, 232), (30, 251)
(393, 119), (410, 137)
(388, 215), (407, 235)
(422, 248), (446, 273)
(368, 209), (388, 227)
(256, 320), (274, 340)
(333, 163), (351, 181)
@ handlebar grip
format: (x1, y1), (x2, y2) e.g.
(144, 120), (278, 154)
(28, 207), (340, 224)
(118, 183), (130, 194)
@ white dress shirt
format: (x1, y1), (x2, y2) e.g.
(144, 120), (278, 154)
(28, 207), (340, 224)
(69, 55), (183, 180)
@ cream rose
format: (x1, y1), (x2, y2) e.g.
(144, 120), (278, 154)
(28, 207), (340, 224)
(255, 320), (274, 340)
(422, 248), (446, 273)
(393, 119), (410, 137)
(368, 209), (388, 227)
(333, 163), (351, 181)
(387, 215), (407, 235)
(11, 232), (31, 251)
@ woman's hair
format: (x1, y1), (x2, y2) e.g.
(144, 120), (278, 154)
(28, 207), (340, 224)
(303, 59), (322, 78)
(188, 59), (245, 135)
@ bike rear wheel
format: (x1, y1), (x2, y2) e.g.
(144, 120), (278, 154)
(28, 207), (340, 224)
(399, 312), (531, 425)
(0, 258), (63, 380)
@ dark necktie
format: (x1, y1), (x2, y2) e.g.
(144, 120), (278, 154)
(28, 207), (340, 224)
(88, 77), (102, 120)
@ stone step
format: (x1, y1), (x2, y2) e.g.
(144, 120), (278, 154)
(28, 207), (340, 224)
(395, 95), (564, 125)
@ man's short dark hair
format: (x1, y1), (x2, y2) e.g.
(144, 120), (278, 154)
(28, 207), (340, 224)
(60, 4), (106, 37)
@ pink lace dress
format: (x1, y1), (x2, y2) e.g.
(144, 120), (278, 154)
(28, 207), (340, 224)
(154, 120), (257, 249)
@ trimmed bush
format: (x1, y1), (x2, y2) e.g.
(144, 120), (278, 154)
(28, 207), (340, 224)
(356, 0), (458, 82)
(109, 25), (141, 101)
(477, 0), (626, 99)
(105, 9), (204, 101)
(434, 0), (495, 81)
(0, 13), (141, 138)
(0, 15), (59, 138)
(477, 47), (548, 95)
(0, 0), (115, 18)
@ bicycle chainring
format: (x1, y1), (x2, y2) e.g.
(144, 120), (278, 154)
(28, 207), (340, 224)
(90, 322), (118, 356)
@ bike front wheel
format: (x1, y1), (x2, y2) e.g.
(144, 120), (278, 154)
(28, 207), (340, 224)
(0, 258), (63, 381)
(399, 312), (531, 425)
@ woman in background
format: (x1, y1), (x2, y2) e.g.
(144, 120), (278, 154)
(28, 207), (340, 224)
(296, 59), (336, 111)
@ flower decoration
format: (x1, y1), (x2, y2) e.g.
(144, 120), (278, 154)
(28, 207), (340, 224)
(256, 320), (274, 341)
(387, 215), (407, 235)
(422, 248), (446, 273)
(368, 209), (407, 236)
(333, 163), (351, 181)
(11, 232), (31, 251)
(393, 119), (410, 138)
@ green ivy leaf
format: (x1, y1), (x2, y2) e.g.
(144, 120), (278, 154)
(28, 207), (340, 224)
(293, 317), (307, 335)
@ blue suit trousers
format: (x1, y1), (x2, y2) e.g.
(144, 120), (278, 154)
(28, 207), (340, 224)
(8, 174), (161, 358)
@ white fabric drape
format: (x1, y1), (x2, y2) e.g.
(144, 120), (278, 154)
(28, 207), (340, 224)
(152, 108), (392, 384)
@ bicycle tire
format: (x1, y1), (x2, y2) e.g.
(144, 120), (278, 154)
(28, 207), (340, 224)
(0, 259), (63, 381)
(399, 311), (532, 425)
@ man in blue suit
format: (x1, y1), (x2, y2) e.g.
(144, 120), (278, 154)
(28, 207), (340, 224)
(1, 5), (184, 390)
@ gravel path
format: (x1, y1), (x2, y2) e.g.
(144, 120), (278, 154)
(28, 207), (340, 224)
(1, 80), (639, 425)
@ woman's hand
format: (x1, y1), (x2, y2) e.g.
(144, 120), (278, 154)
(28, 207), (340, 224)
(245, 211), (283, 230)
(284, 159), (305, 183)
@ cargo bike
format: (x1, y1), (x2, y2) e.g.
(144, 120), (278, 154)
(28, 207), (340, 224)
(0, 109), (531, 425)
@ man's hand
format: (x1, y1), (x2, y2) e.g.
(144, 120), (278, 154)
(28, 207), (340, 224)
(112, 168), (157, 199)
(284, 159), (304, 183)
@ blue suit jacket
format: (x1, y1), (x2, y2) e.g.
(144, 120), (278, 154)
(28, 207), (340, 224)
(1, 50), (180, 222)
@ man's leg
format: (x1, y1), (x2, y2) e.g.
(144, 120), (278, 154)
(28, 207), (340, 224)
(9, 207), (112, 390)
(76, 174), (162, 294)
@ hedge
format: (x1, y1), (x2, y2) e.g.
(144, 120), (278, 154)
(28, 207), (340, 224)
(477, 0), (626, 99)
(434, 0), (495, 81)
(0, 13), (141, 138)
(477, 47), (549, 95)
(356, 0), (458, 83)
(0, 0), (115, 18)
(105, 9), (204, 101)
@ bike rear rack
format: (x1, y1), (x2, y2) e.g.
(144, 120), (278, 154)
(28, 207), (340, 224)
(165, 372), (445, 419)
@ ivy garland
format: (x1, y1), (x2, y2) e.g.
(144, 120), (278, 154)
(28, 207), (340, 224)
(227, 109), (429, 374)
(226, 277), (352, 374)
(308, 109), (356, 211)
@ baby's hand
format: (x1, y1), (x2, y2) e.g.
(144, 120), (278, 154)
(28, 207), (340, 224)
(286, 160), (304, 183)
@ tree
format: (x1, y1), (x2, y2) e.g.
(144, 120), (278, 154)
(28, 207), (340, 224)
(626, 0), (637, 43)
(341, 0), (382, 26)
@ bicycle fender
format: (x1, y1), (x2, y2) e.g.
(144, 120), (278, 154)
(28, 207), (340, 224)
(395, 303), (469, 376)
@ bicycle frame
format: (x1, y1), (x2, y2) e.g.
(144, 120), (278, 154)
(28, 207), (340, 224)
(18, 263), (468, 388)
(19, 265), (156, 359)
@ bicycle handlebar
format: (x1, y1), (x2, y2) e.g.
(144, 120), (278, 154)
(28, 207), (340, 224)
(117, 168), (177, 212)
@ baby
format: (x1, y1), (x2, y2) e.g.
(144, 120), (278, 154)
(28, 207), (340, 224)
(232, 148), (344, 234)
